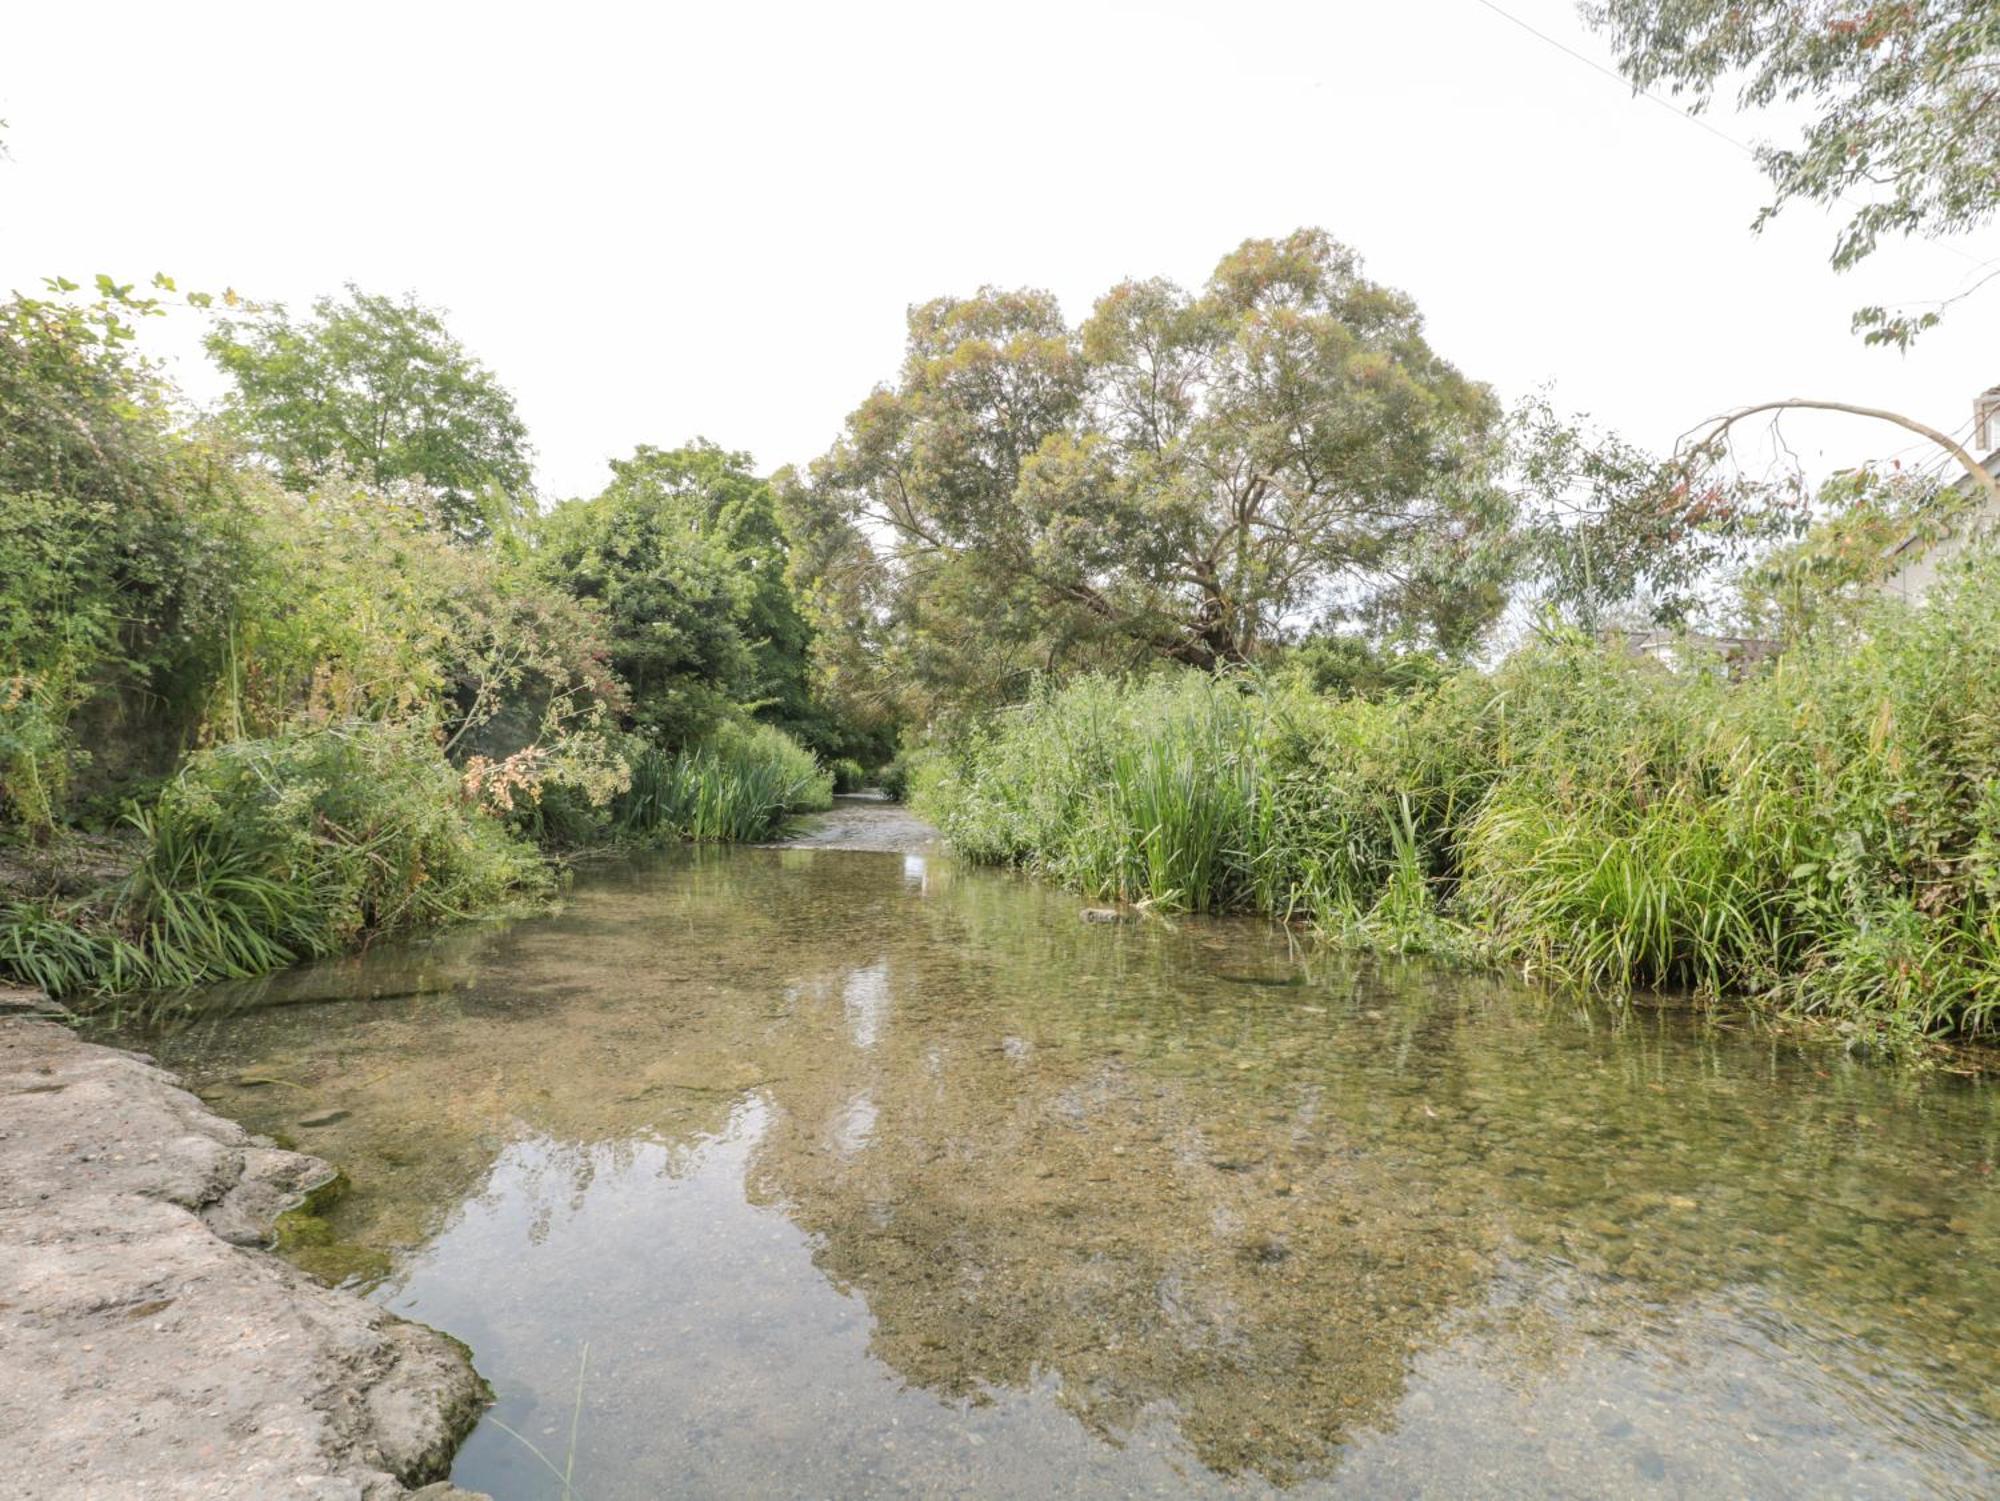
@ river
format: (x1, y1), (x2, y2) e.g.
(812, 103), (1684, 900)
(97, 804), (2000, 1498)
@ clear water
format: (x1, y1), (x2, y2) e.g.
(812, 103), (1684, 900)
(102, 841), (2000, 1498)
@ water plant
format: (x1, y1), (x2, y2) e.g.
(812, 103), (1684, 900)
(489, 1341), (592, 1501)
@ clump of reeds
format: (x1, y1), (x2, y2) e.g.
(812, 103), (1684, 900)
(917, 549), (2000, 1042)
(614, 721), (832, 844)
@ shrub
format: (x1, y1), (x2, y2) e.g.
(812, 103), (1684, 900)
(0, 719), (546, 996)
(829, 757), (868, 794)
(877, 754), (917, 803)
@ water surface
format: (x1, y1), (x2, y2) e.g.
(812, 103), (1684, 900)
(104, 842), (2000, 1498)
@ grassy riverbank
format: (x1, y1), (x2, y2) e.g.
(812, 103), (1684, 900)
(0, 284), (857, 1001)
(916, 551), (2000, 1047)
(0, 719), (834, 999)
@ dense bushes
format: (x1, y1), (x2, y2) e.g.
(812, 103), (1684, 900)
(520, 722), (832, 850)
(4, 715), (839, 996)
(918, 552), (2000, 1042)
(1, 284), (863, 999)
(610, 723), (832, 844)
(3, 722), (547, 996)
(1, 292), (253, 834)
(533, 442), (836, 751)
(877, 755), (917, 803)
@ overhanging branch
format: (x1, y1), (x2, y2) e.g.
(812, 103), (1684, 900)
(1680, 398), (1999, 508)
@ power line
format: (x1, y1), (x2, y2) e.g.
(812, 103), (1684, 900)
(1464, 0), (1990, 272)
(1463, 0), (1755, 156)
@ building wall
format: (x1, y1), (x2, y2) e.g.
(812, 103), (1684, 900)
(1882, 448), (2000, 604)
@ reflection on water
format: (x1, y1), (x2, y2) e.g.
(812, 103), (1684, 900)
(102, 847), (2000, 1498)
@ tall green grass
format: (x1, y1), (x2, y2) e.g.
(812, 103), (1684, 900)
(918, 550), (2000, 1042)
(921, 676), (1261, 913)
(920, 671), (1486, 928)
(613, 722), (833, 844)
(0, 719), (546, 998)
(1, 717), (839, 999)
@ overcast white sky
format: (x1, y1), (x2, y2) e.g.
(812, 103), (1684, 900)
(4, 0), (1993, 500)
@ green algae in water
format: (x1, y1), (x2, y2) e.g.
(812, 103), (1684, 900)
(104, 844), (2000, 1499)
(272, 1173), (393, 1287)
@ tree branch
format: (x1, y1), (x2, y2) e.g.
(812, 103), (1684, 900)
(1680, 399), (1998, 508)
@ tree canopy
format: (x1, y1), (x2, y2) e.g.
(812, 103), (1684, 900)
(206, 285), (533, 534)
(534, 442), (828, 750)
(1584, 0), (2000, 345)
(793, 230), (1512, 714)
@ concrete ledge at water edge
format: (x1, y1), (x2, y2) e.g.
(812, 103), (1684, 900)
(0, 992), (494, 1501)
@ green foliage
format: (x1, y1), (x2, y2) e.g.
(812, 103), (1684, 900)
(221, 476), (624, 772)
(920, 668), (1491, 926)
(611, 722), (832, 844)
(876, 754), (920, 803)
(1, 721), (546, 996)
(0, 278), (877, 996)
(792, 229), (1512, 718)
(921, 550), (2000, 1040)
(828, 757), (868, 794)
(1276, 636), (1449, 702)
(1463, 787), (1785, 993)
(771, 465), (908, 760)
(0, 902), (143, 997)
(147, 720), (545, 947)
(1737, 464), (1953, 642)
(1584, 0), (2000, 345)
(921, 675), (1268, 914)
(0, 497), (118, 832)
(536, 443), (823, 749)
(1, 286), (255, 831)
(206, 285), (533, 535)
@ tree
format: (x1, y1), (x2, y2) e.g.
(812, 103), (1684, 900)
(1, 277), (250, 833)
(795, 230), (1511, 714)
(1737, 462), (1953, 641)
(1584, 0), (2000, 345)
(206, 285), (532, 534)
(535, 442), (821, 748)
(1509, 396), (1806, 630)
(771, 464), (906, 756)
(1680, 397), (1999, 505)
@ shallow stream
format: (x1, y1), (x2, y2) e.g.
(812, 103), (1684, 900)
(101, 818), (2000, 1498)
